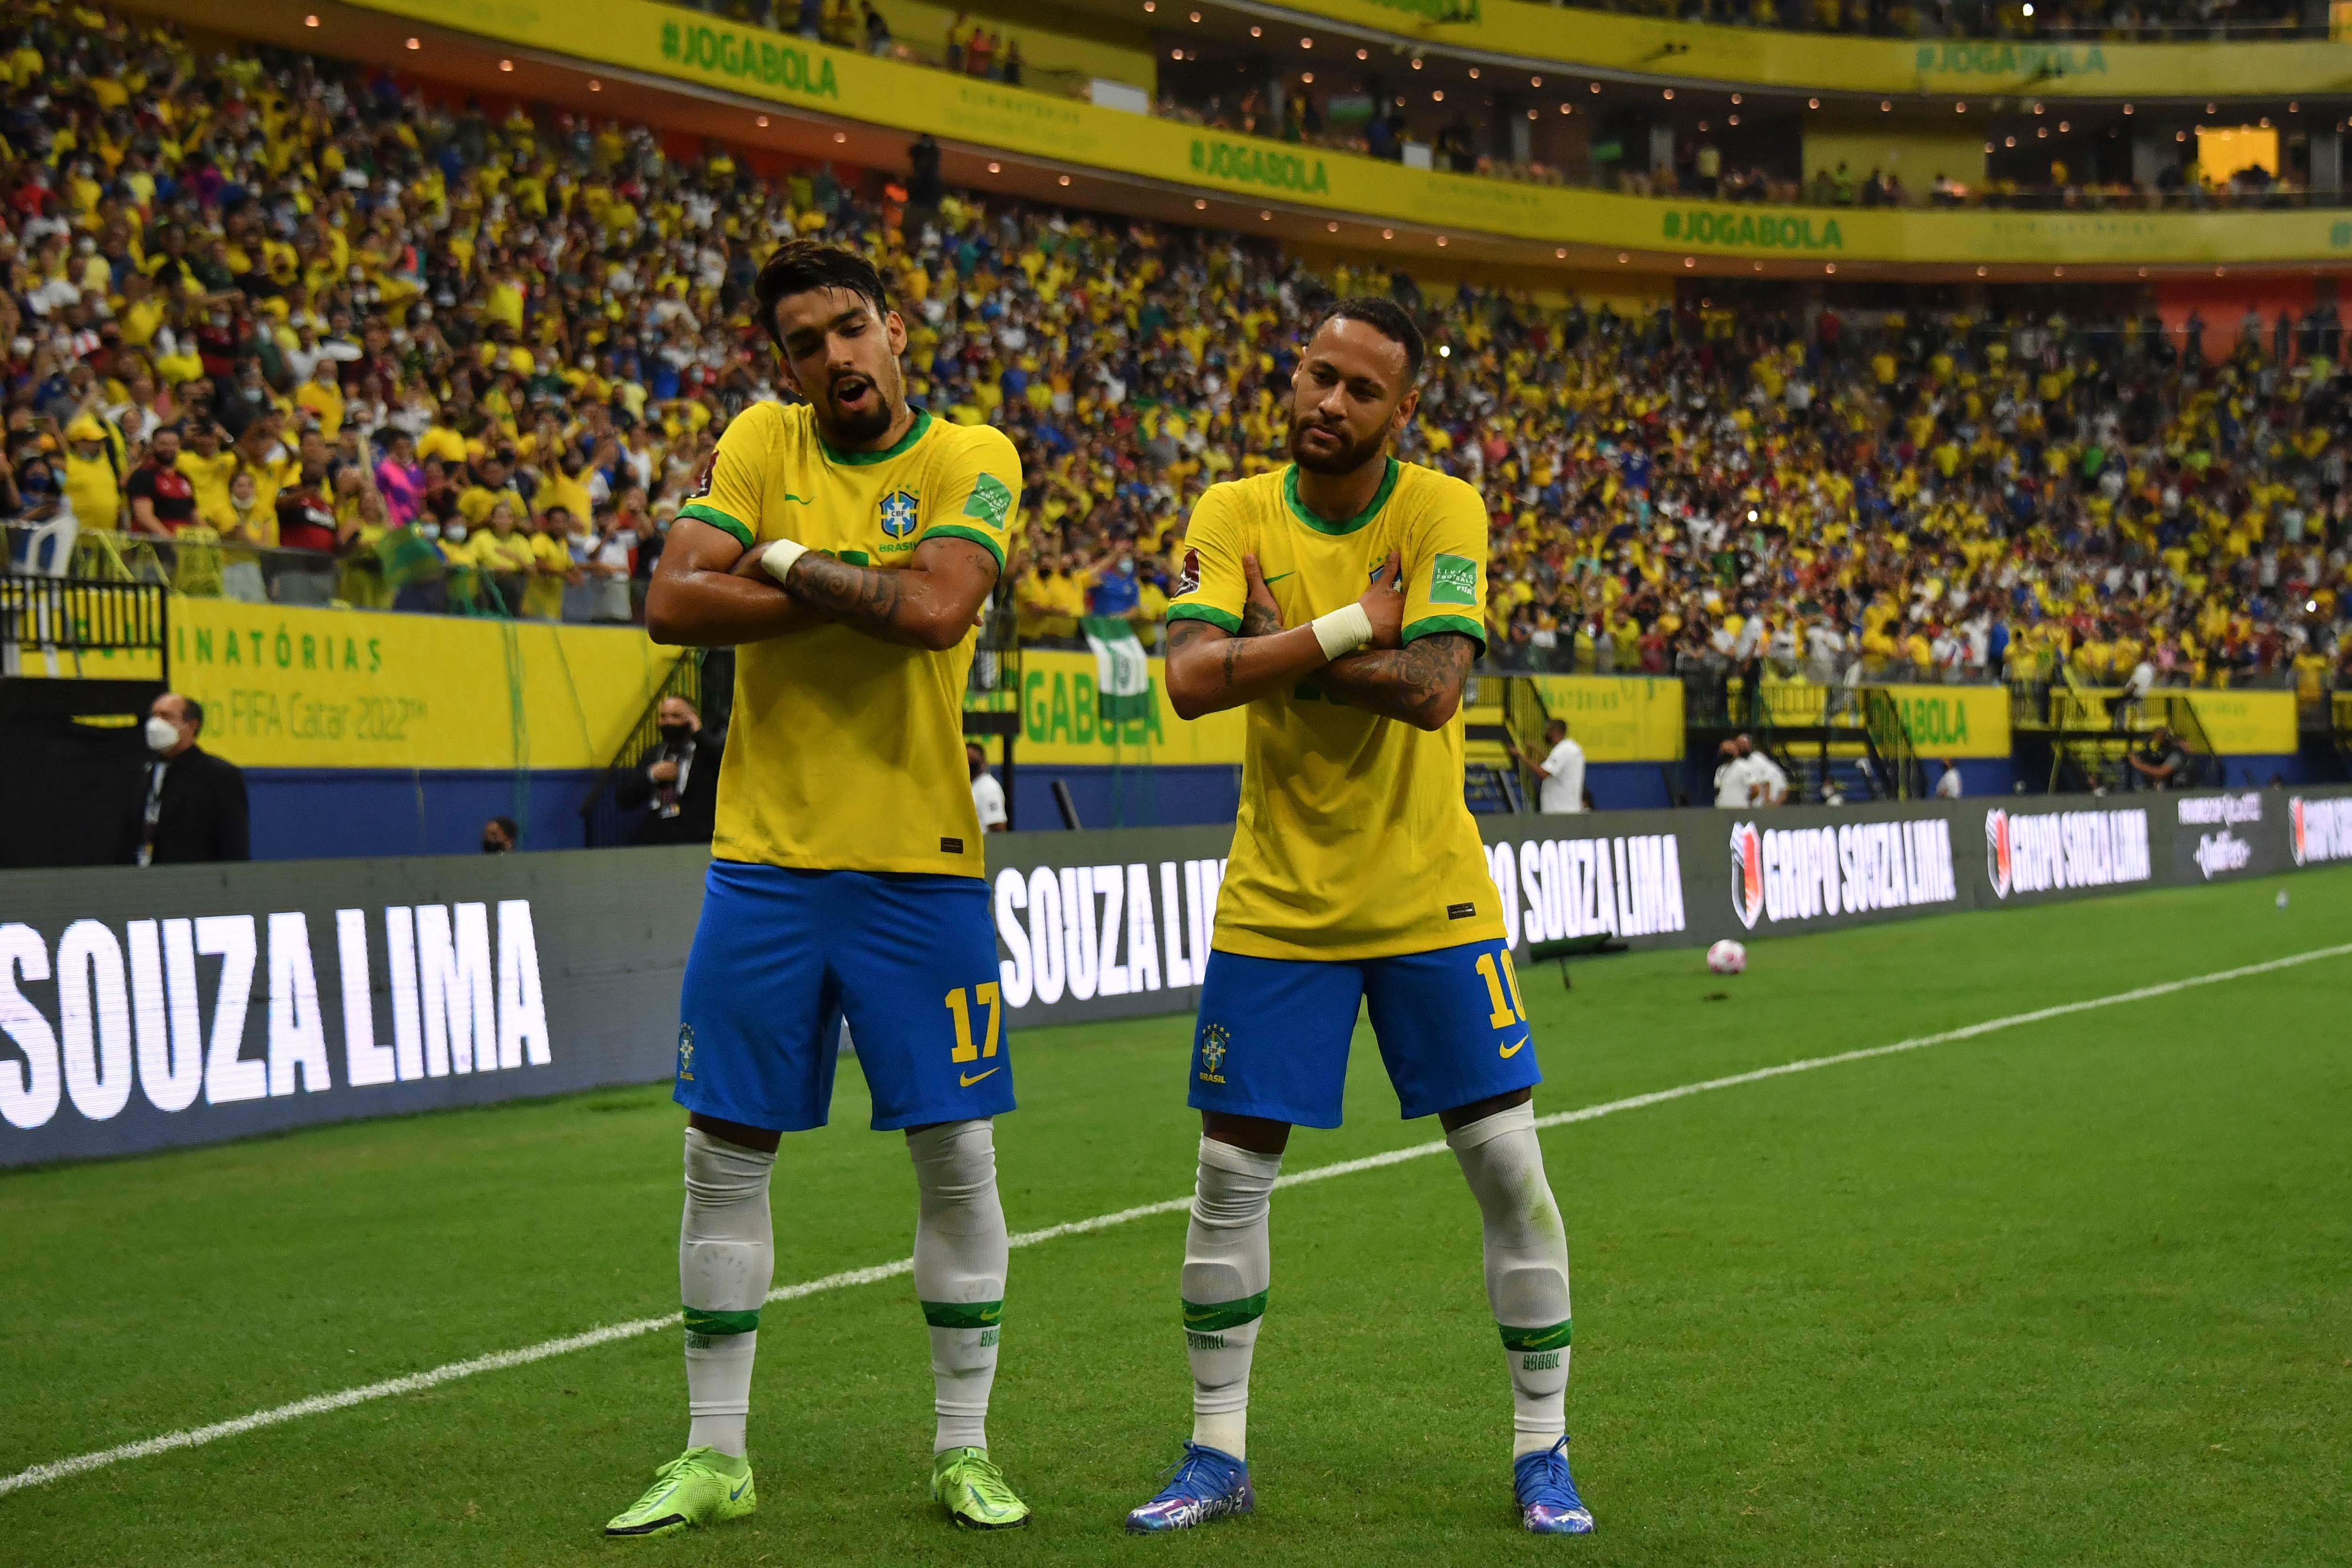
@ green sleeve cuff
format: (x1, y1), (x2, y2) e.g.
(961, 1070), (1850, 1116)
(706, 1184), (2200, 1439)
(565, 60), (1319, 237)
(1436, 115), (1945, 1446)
(1403, 613), (1487, 651)
(917, 523), (1006, 568)
(1167, 603), (1243, 633)
(678, 502), (753, 549)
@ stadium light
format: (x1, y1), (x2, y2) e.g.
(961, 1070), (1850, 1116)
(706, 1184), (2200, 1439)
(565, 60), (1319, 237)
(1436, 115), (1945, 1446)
(588, 79), (600, 91)
(2122, 103), (2133, 114)
(1301, 72), (1314, 83)
(1248, 24), (1259, 34)
(1616, 252), (1628, 262)
(1662, 88), (1675, 100)
(1825, 262), (1836, 274)
(1880, 100), (1890, 111)
(303, 12), (318, 24)
(1955, 102), (1966, 113)
(1259, 210), (1272, 220)
(1439, 344), (1452, 356)
(757, 116), (769, 126)
(1058, 174), (1071, 185)
(1555, 247), (1567, 258)
(1383, 228), (1395, 238)
(1808, 97), (1819, 109)
(2138, 267), (2149, 277)
(405, 36), (420, 48)
(1433, 90), (1444, 101)
(1300, 36), (1313, 47)
(1357, 48), (1369, 59)
(1193, 198), (1207, 209)
(499, 58), (513, 71)
(1532, 75), (1543, 86)
(1528, 110), (1539, 121)
(1469, 67), (1481, 78)
(1684, 256), (1695, 267)
(2033, 102), (2044, 114)
(1731, 93), (1741, 104)
(2004, 136), (2016, 147)
(2021, 1), (2033, 12)
(2059, 120), (2069, 132)
(2289, 102), (2300, 112)
(1411, 57), (1423, 69)
(987, 161), (1001, 172)
(1435, 235), (1448, 246)
(1590, 81), (1600, 93)
(1188, 9), (1200, 18)
(1560, 103), (1571, 114)
(2053, 267), (2064, 277)
(833, 131), (847, 142)
(1976, 266), (1987, 276)
(1326, 221), (1339, 231)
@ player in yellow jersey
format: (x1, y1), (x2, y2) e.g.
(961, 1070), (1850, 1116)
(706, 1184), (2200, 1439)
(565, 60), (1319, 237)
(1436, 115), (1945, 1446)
(1123, 300), (1592, 1537)
(606, 243), (1030, 1538)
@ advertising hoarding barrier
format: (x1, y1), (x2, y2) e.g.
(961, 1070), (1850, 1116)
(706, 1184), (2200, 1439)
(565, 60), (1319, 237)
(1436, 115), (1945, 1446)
(5, 787), (2348, 1168)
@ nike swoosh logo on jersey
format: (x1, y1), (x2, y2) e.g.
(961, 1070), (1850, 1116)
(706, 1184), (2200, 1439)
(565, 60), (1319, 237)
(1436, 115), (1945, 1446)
(1500, 1035), (1529, 1058)
(959, 1067), (1001, 1087)
(780, 493), (812, 504)
(1260, 572), (1294, 585)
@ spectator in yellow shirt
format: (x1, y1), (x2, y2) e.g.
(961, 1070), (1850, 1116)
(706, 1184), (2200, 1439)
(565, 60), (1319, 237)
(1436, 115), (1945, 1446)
(61, 415), (125, 531)
(521, 505), (578, 621)
(466, 498), (538, 615)
(293, 360), (346, 441)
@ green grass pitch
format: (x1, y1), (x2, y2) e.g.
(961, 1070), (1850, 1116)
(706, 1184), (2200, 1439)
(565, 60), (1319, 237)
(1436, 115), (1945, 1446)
(4, 868), (2350, 1566)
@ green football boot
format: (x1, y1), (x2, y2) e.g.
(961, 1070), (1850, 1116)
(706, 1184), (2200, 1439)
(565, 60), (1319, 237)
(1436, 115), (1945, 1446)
(931, 1446), (1032, 1529)
(604, 1447), (756, 1538)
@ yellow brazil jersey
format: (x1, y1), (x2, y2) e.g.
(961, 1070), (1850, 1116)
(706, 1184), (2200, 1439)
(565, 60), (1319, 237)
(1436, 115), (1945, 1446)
(1167, 458), (1502, 962)
(682, 401), (1020, 880)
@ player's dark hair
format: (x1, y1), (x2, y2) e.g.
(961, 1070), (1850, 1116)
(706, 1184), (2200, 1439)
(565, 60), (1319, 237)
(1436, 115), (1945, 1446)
(1311, 295), (1426, 384)
(755, 241), (890, 352)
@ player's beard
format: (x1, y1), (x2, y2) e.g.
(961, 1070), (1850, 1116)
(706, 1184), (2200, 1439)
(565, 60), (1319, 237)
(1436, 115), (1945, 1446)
(1286, 409), (1385, 476)
(823, 363), (901, 446)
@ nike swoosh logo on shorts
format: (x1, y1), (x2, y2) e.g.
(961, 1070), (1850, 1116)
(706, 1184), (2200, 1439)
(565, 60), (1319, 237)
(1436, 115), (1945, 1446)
(1500, 1035), (1529, 1058)
(959, 1067), (1001, 1087)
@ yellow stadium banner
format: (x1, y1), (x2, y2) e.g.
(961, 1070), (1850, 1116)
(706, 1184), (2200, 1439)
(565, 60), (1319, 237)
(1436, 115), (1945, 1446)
(968, 650), (1245, 767)
(2182, 689), (2298, 755)
(340, 0), (2352, 267)
(54, 599), (679, 771)
(1269, 0), (2352, 101)
(1526, 675), (1685, 761)
(1875, 683), (2013, 759)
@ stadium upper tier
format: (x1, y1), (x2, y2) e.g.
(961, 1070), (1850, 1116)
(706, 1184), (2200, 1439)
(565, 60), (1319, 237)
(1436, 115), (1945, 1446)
(1134, 0), (2342, 101)
(172, 0), (2352, 274)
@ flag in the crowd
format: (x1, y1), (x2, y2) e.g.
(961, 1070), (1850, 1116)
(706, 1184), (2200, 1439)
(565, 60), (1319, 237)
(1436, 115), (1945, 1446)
(1081, 615), (1152, 724)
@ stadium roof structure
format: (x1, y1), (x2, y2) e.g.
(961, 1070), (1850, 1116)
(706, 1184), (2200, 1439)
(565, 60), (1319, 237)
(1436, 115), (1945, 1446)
(169, 0), (2352, 282)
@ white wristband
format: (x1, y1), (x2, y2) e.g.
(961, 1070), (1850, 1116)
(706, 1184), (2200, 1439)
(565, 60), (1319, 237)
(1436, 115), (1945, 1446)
(1310, 603), (1374, 662)
(759, 538), (810, 588)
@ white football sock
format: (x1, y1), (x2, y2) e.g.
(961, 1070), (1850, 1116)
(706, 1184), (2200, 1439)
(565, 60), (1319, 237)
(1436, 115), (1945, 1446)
(681, 1126), (776, 1459)
(1182, 1136), (1281, 1460)
(908, 1118), (1009, 1455)
(1448, 1102), (1573, 1460)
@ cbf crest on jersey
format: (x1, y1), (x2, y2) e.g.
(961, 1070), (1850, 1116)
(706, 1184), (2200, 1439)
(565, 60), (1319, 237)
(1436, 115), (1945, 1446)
(879, 489), (920, 538)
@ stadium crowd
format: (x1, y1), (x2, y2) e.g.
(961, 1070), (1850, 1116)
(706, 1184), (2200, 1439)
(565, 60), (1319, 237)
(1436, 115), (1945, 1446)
(1, 1), (2348, 709)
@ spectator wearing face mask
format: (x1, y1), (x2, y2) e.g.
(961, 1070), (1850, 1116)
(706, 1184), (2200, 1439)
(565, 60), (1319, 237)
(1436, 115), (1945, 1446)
(481, 815), (519, 854)
(125, 693), (248, 866)
(613, 695), (721, 846)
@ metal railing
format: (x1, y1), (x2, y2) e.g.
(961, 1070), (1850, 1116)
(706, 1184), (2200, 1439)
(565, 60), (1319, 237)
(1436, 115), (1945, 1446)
(1, 570), (169, 681)
(1859, 686), (1926, 800)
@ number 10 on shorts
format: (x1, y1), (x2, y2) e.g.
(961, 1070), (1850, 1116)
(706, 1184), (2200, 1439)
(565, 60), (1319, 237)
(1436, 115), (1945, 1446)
(1475, 950), (1526, 1029)
(944, 983), (1003, 1063)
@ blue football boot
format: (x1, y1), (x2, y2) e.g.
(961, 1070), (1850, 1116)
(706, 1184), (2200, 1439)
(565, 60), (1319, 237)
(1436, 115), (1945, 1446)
(1514, 1435), (1596, 1535)
(1123, 1442), (1255, 1533)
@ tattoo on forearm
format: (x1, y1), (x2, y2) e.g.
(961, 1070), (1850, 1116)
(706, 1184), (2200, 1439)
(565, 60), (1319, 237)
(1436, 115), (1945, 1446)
(790, 553), (903, 624)
(1239, 597), (1283, 638)
(1223, 634), (1241, 690)
(1325, 634), (1473, 723)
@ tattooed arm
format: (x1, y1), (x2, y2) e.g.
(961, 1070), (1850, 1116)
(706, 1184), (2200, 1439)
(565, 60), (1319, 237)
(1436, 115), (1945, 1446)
(1162, 551), (1386, 719)
(643, 516), (831, 646)
(1317, 632), (1476, 731)
(756, 533), (1000, 651)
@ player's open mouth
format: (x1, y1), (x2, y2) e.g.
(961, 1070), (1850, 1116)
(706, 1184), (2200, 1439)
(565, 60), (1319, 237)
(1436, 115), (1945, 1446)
(831, 376), (876, 412)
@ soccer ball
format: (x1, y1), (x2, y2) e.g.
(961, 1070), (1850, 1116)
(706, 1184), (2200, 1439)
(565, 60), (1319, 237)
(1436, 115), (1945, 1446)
(1706, 940), (1747, 976)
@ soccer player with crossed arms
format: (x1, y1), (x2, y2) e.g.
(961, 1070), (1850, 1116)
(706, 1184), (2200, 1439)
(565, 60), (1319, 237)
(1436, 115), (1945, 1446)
(1124, 298), (1593, 1536)
(613, 241), (1030, 1537)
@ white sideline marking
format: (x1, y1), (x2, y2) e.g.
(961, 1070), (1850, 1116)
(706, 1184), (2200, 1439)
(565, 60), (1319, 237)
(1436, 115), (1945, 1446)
(7, 940), (2347, 1498)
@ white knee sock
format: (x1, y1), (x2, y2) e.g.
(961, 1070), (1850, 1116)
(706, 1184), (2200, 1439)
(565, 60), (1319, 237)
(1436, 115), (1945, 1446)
(1448, 1102), (1573, 1460)
(908, 1118), (1009, 1455)
(1182, 1137), (1281, 1460)
(681, 1127), (776, 1459)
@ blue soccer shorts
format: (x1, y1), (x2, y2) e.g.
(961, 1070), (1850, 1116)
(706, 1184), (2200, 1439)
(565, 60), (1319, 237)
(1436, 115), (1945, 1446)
(674, 860), (1015, 1132)
(1186, 936), (1540, 1128)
